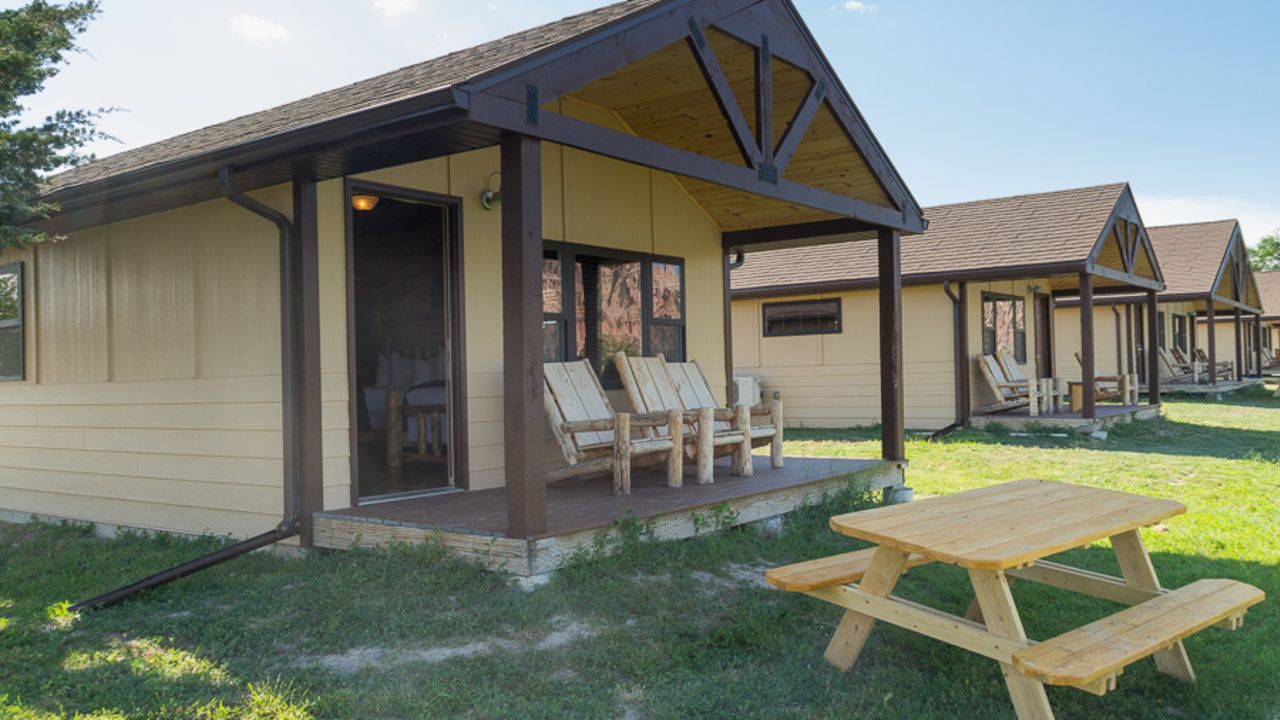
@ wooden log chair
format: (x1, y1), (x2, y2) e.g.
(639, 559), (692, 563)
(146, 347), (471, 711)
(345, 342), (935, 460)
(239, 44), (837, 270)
(975, 354), (1038, 415)
(613, 352), (783, 486)
(385, 384), (449, 469)
(1071, 352), (1139, 406)
(1157, 348), (1201, 384)
(542, 359), (683, 495)
(1191, 347), (1235, 380)
(996, 351), (1060, 414)
(1259, 347), (1278, 370)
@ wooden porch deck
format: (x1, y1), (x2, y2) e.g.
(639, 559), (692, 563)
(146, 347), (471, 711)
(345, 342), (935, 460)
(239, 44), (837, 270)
(313, 455), (904, 575)
(973, 404), (1162, 432)
(1157, 378), (1264, 396)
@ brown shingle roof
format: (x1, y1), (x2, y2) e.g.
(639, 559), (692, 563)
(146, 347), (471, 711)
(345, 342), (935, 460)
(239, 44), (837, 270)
(1145, 220), (1239, 296)
(732, 183), (1127, 293)
(45, 0), (665, 194)
(1256, 271), (1279, 318)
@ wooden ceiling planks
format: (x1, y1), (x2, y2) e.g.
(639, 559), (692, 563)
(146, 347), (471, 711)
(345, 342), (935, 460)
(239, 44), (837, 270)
(566, 28), (893, 232)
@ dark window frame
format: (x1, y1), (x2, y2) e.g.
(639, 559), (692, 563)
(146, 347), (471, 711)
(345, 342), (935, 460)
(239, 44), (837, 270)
(761, 298), (843, 337)
(0, 262), (23, 382)
(1172, 313), (1188, 353)
(541, 241), (687, 381)
(981, 291), (1027, 364)
(1158, 310), (1168, 350)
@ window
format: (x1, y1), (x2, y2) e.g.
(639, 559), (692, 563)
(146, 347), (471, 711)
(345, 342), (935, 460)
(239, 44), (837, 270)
(1172, 314), (1188, 352)
(0, 263), (22, 381)
(981, 293), (1026, 363)
(541, 244), (685, 376)
(1158, 311), (1167, 350)
(762, 299), (841, 337)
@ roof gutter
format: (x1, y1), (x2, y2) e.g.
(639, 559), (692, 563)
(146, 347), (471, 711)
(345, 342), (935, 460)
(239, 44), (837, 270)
(70, 166), (304, 612)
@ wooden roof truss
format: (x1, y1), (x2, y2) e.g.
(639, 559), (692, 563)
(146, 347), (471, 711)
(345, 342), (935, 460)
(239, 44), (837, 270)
(1082, 186), (1163, 292)
(1209, 224), (1263, 312)
(465, 0), (924, 237)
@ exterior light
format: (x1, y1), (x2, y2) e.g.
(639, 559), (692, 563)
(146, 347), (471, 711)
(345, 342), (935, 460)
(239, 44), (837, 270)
(351, 194), (380, 212)
(480, 172), (501, 211)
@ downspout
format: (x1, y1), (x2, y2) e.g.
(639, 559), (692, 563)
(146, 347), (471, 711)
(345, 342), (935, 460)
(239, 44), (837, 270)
(727, 249), (745, 270)
(930, 280), (968, 440)
(70, 166), (302, 612)
(1112, 306), (1123, 377)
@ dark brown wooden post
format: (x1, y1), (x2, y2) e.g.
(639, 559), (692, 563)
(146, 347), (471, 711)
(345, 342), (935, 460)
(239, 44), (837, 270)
(953, 281), (970, 423)
(1207, 302), (1217, 386)
(1234, 307), (1244, 381)
(1079, 272), (1096, 419)
(878, 228), (905, 462)
(1124, 304), (1134, 375)
(722, 247), (735, 404)
(291, 179), (324, 547)
(1113, 306), (1123, 376)
(1146, 290), (1160, 406)
(1254, 313), (1264, 378)
(501, 133), (546, 539)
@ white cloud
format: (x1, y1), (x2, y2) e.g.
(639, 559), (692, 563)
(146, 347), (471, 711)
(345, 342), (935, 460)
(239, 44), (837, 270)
(1139, 195), (1280, 246)
(375, 0), (418, 18)
(230, 13), (290, 42)
(844, 1), (879, 12)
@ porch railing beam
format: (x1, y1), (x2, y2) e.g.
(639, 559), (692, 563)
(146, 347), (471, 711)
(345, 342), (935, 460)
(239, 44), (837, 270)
(501, 133), (547, 539)
(878, 228), (905, 462)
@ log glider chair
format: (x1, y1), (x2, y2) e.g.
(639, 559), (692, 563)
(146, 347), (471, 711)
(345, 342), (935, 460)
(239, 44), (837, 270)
(976, 354), (1041, 415)
(1190, 347), (1234, 380)
(542, 359), (683, 495)
(613, 353), (783, 486)
(1072, 352), (1139, 407)
(1157, 348), (1199, 385)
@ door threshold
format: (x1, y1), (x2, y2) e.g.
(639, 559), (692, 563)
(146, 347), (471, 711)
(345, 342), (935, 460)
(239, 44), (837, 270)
(358, 485), (463, 506)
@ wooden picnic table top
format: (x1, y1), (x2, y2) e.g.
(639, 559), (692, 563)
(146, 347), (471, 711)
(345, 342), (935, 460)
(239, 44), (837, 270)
(829, 479), (1186, 570)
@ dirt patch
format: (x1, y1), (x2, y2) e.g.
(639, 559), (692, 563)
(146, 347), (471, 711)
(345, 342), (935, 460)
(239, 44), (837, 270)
(692, 562), (772, 595)
(299, 616), (593, 675)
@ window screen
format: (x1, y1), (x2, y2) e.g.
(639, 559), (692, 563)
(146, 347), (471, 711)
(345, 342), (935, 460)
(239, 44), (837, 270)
(0, 263), (23, 381)
(762, 299), (841, 337)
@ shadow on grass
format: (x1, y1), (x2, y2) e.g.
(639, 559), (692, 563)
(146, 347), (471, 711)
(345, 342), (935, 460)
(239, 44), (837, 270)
(1158, 383), (1280, 409)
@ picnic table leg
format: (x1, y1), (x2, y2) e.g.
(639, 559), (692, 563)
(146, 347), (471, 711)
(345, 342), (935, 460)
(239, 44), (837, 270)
(823, 545), (910, 671)
(968, 568), (1054, 720)
(962, 576), (1015, 623)
(1110, 529), (1197, 683)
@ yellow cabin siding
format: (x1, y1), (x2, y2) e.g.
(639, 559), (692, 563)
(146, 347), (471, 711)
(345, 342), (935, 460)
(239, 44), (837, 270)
(733, 279), (1048, 430)
(2, 127), (727, 538)
(0, 188), (291, 538)
(1054, 300), (1197, 382)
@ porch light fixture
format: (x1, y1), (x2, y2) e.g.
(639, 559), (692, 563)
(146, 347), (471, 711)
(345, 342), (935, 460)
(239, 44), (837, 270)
(351, 194), (380, 212)
(480, 172), (501, 210)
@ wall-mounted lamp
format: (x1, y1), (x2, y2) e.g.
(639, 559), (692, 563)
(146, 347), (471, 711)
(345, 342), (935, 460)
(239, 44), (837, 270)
(1026, 283), (1044, 295)
(351, 194), (380, 212)
(480, 172), (501, 211)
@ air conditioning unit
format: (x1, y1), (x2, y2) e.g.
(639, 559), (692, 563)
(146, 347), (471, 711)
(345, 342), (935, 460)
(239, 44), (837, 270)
(733, 376), (764, 407)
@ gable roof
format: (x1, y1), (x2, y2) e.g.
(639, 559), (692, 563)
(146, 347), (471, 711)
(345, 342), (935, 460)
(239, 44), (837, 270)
(733, 183), (1159, 295)
(1147, 220), (1262, 312)
(45, 0), (664, 194)
(1146, 220), (1240, 296)
(1254, 271), (1279, 319)
(41, 0), (923, 240)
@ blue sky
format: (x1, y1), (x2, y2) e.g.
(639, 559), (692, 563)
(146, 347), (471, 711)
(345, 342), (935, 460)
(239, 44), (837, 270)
(10, 0), (1279, 242)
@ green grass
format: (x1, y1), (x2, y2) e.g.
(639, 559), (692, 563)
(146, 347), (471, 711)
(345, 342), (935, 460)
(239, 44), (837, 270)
(2, 387), (1278, 719)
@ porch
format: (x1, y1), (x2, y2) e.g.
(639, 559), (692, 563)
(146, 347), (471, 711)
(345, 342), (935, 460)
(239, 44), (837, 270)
(1159, 378), (1265, 396)
(313, 456), (903, 575)
(973, 403), (1161, 432)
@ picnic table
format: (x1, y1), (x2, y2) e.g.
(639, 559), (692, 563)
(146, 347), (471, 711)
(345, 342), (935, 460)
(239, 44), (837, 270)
(766, 480), (1264, 720)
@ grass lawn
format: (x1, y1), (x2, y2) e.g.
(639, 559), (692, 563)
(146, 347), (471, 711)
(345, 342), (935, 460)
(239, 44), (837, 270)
(2, 386), (1278, 719)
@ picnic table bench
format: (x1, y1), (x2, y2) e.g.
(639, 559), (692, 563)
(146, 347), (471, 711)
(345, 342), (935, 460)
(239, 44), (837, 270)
(765, 480), (1264, 719)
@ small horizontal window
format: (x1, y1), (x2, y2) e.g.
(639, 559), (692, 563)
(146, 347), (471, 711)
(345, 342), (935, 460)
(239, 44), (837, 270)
(762, 299), (841, 337)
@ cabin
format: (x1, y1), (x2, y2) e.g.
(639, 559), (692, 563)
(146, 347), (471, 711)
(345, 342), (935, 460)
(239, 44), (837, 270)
(0, 0), (929, 574)
(730, 183), (1165, 432)
(1056, 220), (1266, 389)
(1259, 271), (1280, 357)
